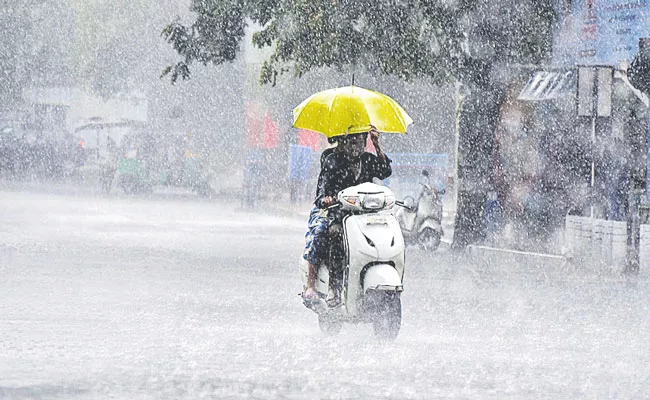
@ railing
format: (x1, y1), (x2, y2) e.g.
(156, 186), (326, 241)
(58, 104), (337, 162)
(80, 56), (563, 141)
(564, 216), (627, 269)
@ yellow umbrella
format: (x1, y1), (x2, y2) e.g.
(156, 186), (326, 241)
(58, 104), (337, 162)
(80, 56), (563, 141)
(293, 85), (413, 138)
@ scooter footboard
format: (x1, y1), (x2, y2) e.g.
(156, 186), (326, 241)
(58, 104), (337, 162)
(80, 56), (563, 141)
(363, 264), (403, 293)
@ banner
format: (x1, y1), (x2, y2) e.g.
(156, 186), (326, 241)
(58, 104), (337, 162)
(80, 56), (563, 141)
(571, 0), (650, 66)
(297, 129), (323, 151)
(246, 102), (279, 149)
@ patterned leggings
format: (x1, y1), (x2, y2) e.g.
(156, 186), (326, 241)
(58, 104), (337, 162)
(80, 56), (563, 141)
(303, 205), (331, 265)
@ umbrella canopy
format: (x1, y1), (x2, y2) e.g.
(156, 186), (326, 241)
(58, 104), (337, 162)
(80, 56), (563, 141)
(293, 86), (413, 138)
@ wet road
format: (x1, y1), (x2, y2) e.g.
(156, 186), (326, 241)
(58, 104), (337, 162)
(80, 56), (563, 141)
(1, 188), (650, 399)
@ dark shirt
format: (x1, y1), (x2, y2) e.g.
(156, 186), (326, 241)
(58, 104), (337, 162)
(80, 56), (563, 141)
(314, 147), (337, 195)
(315, 151), (392, 208)
(320, 147), (336, 165)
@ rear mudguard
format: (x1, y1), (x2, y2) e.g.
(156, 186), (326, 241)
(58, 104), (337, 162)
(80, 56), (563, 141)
(363, 264), (403, 292)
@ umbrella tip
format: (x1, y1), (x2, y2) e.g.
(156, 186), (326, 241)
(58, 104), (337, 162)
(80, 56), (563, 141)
(352, 74), (355, 86)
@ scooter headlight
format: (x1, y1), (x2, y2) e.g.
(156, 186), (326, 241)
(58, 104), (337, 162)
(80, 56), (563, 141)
(362, 193), (385, 210)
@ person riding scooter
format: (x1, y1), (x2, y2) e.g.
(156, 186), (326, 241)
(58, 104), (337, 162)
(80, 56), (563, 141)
(302, 126), (392, 307)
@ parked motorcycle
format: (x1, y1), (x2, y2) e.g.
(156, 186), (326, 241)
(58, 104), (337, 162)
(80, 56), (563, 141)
(394, 170), (444, 252)
(299, 182), (406, 340)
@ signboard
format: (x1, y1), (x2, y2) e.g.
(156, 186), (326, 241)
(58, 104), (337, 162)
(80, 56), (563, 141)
(578, 67), (596, 115)
(572, 0), (650, 66)
(518, 70), (576, 101)
(576, 66), (613, 116)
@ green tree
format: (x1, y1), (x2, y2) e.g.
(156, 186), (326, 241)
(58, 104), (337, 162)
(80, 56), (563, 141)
(163, 1), (554, 83)
(163, 0), (557, 248)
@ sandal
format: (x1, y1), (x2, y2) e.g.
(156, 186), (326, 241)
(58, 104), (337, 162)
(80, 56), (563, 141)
(326, 292), (342, 308)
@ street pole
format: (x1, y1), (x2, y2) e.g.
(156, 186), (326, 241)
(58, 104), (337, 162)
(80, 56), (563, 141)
(452, 81), (463, 219)
(625, 189), (641, 275)
(591, 115), (596, 218)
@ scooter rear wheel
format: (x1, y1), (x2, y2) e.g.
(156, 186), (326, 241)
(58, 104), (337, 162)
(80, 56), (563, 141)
(419, 227), (441, 252)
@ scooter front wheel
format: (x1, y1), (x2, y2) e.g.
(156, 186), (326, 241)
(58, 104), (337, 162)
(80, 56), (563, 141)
(371, 291), (401, 340)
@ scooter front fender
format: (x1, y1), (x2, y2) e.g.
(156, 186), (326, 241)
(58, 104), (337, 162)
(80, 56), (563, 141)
(363, 264), (403, 293)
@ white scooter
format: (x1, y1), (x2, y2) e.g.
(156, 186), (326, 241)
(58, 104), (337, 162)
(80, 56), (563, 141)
(299, 182), (406, 339)
(394, 170), (444, 252)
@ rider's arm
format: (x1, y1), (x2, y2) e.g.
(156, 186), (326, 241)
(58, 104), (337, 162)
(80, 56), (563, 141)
(369, 153), (392, 180)
(315, 153), (342, 208)
(369, 128), (391, 179)
(374, 139), (387, 164)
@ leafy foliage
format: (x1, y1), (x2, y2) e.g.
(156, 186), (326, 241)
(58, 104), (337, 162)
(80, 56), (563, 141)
(162, 0), (247, 83)
(629, 47), (650, 95)
(163, 0), (556, 85)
